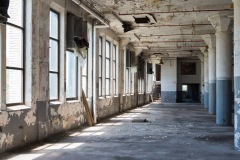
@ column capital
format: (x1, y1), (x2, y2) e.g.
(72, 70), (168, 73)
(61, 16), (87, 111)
(119, 37), (130, 48)
(197, 54), (204, 62)
(207, 12), (233, 32)
(134, 48), (143, 56)
(201, 34), (216, 48)
(199, 47), (208, 56)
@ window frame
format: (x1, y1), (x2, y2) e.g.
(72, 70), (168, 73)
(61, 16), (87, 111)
(5, 0), (26, 106)
(105, 40), (111, 96)
(112, 44), (117, 96)
(82, 52), (88, 97)
(49, 9), (60, 101)
(66, 49), (78, 100)
(98, 37), (103, 97)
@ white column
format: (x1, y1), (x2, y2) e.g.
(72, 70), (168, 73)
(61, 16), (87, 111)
(208, 12), (233, 126)
(203, 51), (209, 109)
(233, 0), (240, 151)
(202, 35), (216, 114)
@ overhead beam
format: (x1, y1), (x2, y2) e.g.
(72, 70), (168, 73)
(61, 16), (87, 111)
(139, 33), (215, 37)
(119, 9), (232, 15)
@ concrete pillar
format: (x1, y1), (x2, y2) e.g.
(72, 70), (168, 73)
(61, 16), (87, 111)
(233, 0), (240, 150)
(202, 35), (216, 114)
(208, 12), (233, 126)
(197, 54), (204, 105)
(208, 48), (216, 114)
(203, 51), (209, 109)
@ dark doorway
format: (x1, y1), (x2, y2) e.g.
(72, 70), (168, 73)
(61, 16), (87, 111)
(181, 84), (200, 102)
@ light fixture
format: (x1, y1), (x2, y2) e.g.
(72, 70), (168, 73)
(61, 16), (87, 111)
(159, 59), (164, 65)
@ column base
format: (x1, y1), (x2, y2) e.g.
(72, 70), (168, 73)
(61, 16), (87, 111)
(209, 83), (216, 115)
(216, 80), (232, 126)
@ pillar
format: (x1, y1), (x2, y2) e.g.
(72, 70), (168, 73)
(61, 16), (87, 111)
(208, 12), (233, 126)
(208, 48), (216, 114)
(203, 51), (209, 109)
(233, 0), (240, 151)
(202, 35), (216, 114)
(197, 54), (204, 105)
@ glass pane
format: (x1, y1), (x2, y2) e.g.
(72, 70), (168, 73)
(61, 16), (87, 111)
(50, 11), (59, 39)
(99, 38), (102, 55)
(113, 80), (116, 95)
(6, 69), (23, 104)
(126, 69), (129, 94)
(113, 45), (116, 60)
(50, 73), (58, 99)
(182, 85), (188, 91)
(106, 79), (110, 96)
(6, 25), (23, 68)
(82, 61), (87, 76)
(49, 39), (58, 72)
(66, 51), (77, 98)
(99, 78), (102, 96)
(82, 76), (87, 95)
(106, 59), (110, 78)
(106, 41), (110, 58)
(8, 0), (24, 27)
(131, 74), (134, 93)
(113, 61), (116, 79)
(99, 56), (102, 77)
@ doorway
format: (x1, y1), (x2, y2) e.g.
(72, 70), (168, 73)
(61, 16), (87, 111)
(181, 84), (200, 102)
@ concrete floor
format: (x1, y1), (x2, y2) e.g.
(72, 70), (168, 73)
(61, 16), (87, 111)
(2, 102), (240, 160)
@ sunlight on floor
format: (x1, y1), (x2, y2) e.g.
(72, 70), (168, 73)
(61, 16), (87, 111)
(7, 154), (45, 160)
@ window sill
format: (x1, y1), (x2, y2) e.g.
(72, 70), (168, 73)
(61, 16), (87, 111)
(50, 101), (63, 106)
(113, 95), (118, 98)
(98, 96), (105, 100)
(66, 99), (81, 104)
(106, 96), (111, 99)
(7, 105), (31, 112)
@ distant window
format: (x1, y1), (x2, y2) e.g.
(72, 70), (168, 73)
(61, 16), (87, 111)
(66, 51), (78, 99)
(82, 54), (88, 97)
(113, 45), (117, 95)
(49, 10), (60, 100)
(182, 85), (188, 91)
(105, 41), (111, 96)
(99, 37), (103, 96)
(181, 62), (196, 75)
(6, 0), (25, 105)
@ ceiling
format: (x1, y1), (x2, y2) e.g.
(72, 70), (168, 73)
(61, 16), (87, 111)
(88, 0), (233, 60)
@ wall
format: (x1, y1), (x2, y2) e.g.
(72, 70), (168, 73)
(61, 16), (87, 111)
(161, 59), (177, 103)
(177, 58), (201, 102)
(95, 29), (150, 119)
(0, 0), (150, 153)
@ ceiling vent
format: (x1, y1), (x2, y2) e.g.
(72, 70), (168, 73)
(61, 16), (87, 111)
(133, 16), (150, 24)
(133, 14), (157, 24)
(122, 22), (132, 33)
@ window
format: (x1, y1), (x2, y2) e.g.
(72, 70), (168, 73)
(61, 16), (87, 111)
(124, 50), (130, 94)
(49, 10), (59, 100)
(6, 0), (25, 105)
(105, 41), (111, 96)
(113, 45), (117, 95)
(82, 54), (88, 96)
(131, 72), (134, 94)
(66, 50), (78, 99)
(138, 79), (144, 94)
(99, 37), (103, 96)
(182, 85), (188, 91)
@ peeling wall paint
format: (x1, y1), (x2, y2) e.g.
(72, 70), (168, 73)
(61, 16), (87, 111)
(24, 110), (37, 126)
(0, 133), (14, 148)
(0, 0), (150, 154)
(0, 112), (10, 126)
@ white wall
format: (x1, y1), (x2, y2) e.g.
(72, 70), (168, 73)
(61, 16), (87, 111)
(161, 59), (177, 92)
(177, 59), (201, 91)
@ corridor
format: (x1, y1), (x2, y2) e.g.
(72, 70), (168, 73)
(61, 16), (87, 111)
(2, 103), (240, 160)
